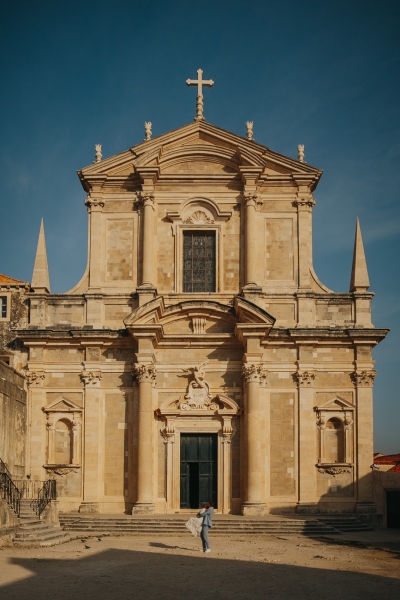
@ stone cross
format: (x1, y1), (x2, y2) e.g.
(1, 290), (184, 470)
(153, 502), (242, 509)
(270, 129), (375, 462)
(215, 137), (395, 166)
(186, 68), (214, 122)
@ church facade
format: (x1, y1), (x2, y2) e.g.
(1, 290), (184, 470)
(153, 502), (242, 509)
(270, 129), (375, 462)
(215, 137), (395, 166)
(12, 116), (388, 516)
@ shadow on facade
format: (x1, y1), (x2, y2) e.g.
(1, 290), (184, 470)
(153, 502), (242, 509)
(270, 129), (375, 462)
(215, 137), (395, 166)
(1, 547), (399, 599)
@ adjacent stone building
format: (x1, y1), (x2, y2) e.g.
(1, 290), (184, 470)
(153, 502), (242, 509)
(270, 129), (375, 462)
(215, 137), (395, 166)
(4, 114), (388, 516)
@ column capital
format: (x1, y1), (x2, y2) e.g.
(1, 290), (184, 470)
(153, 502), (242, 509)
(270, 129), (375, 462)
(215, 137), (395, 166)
(294, 370), (316, 386)
(136, 191), (155, 208)
(84, 197), (105, 212)
(26, 370), (46, 387)
(293, 193), (315, 210)
(351, 369), (376, 387)
(132, 363), (157, 383)
(242, 363), (268, 384)
(243, 191), (263, 210)
(80, 370), (102, 386)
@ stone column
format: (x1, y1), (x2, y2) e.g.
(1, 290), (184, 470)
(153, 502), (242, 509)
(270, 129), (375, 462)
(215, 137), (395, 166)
(132, 363), (156, 514)
(294, 189), (315, 326)
(221, 417), (235, 514)
(79, 369), (102, 513)
(85, 196), (105, 290)
(244, 192), (260, 287)
(26, 370), (46, 479)
(72, 414), (82, 466)
(352, 368), (376, 515)
(140, 192), (155, 286)
(295, 365), (318, 514)
(241, 363), (267, 515)
(161, 420), (176, 513)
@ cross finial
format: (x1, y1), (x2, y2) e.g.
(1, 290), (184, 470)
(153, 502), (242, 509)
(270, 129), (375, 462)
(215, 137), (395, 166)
(186, 68), (214, 122)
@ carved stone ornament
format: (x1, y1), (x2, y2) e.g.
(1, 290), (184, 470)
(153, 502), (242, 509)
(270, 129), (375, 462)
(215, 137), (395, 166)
(178, 361), (219, 410)
(144, 121), (152, 141)
(84, 197), (105, 211)
(317, 466), (352, 476)
(297, 144), (305, 163)
(293, 195), (315, 209)
(243, 192), (263, 209)
(132, 364), (157, 384)
(242, 364), (268, 384)
(245, 121), (254, 141)
(136, 191), (155, 207)
(351, 370), (377, 387)
(44, 466), (79, 477)
(191, 317), (207, 334)
(294, 370), (316, 386)
(222, 419), (236, 444)
(160, 424), (175, 444)
(184, 210), (214, 224)
(94, 143), (102, 163)
(26, 370), (45, 386)
(80, 370), (102, 386)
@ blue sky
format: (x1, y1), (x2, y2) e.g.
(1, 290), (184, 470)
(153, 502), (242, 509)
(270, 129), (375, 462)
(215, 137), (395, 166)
(1, 0), (399, 453)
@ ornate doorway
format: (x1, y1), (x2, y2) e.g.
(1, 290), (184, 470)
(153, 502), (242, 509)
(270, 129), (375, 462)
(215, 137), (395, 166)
(180, 433), (218, 509)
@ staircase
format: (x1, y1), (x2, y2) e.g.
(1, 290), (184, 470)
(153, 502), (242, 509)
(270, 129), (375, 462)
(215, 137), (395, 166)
(317, 516), (373, 532)
(59, 514), (344, 537)
(12, 499), (70, 547)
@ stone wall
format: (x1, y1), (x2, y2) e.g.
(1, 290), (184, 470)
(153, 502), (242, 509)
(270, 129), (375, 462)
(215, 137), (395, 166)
(0, 361), (27, 478)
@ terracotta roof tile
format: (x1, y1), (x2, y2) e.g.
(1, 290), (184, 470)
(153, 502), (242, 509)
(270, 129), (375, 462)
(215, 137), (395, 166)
(374, 453), (400, 465)
(0, 273), (28, 285)
(388, 464), (400, 473)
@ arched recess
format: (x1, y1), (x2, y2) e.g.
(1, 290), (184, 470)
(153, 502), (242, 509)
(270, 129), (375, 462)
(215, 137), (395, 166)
(315, 396), (354, 470)
(42, 397), (82, 474)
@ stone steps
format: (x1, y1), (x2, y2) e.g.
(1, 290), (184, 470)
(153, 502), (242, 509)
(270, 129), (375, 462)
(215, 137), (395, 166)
(12, 501), (71, 547)
(60, 515), (341, 536)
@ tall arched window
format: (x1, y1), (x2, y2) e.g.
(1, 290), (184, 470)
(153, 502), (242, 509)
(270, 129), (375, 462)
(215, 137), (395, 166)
(54, 419), (73, 464)
(325, 417), (345, 463)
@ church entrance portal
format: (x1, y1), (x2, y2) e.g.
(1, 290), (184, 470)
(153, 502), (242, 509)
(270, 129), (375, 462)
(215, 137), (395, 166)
(180, 434), (218, 509)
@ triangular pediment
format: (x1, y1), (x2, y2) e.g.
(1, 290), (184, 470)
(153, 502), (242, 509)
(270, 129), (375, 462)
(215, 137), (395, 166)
(43, 397), (82, 413)
(78, 121), (322, 185)
(316, 396), (355, 411)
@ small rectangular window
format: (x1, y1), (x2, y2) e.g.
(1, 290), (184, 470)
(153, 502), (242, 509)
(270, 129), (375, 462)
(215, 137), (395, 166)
(183, 231), (216, 293)
(0, 297), (7, 319)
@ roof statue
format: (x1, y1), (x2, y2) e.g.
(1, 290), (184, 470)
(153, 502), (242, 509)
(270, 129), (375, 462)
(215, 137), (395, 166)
(94, 144), (102, 163)
(144, 121), (152, 141)
(245, 121), (254, 141)
(297, 144), (305, 163)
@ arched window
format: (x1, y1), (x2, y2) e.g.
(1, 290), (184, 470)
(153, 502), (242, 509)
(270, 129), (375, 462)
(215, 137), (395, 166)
(325, 417), (345, 463)
(54, 419), (73, 464)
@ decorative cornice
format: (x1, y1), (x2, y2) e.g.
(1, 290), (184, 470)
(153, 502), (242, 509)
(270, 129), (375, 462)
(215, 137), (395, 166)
(80, 370), (102, 386)
(132, 363), (157, 383)
(351, 370), (376, 387)
(242, 363), (268, 384)
(294, 370), (316, 386)
(293, 193), (315, 209)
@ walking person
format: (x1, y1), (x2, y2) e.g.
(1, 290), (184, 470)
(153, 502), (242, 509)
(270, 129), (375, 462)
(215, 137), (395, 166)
(198, 501), (214, 553)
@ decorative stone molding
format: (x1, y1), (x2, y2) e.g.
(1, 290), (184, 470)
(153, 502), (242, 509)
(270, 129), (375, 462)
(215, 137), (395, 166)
(242, 364), (268, 384)
(317, 466), (352, 476)
(26, 370), (45, 387)
(222, 418), (236, 444)
(294, 370), (316, 386)
(351, 370), (377, 387)
(132, 363), (157, 384)
(191, 317), (207, 334)
(80, 370), (102, 386)
(84, 197), (105, 212)
(184, 210), (214, 225)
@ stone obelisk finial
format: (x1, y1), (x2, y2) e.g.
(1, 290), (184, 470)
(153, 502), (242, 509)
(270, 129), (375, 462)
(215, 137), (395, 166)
(186, 69), (214, 122)
(31, 218), (50, 293)
(350, 218), (370, 292)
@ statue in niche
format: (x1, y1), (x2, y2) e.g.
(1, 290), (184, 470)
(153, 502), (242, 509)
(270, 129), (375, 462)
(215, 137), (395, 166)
(180, 361), (218, 410)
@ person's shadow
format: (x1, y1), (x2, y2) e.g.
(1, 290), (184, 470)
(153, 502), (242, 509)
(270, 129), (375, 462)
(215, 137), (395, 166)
(149, 542), (197, 551)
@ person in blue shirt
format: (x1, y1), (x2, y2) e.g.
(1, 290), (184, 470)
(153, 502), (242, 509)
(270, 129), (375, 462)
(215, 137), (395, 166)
(197, 501), (214, 553)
